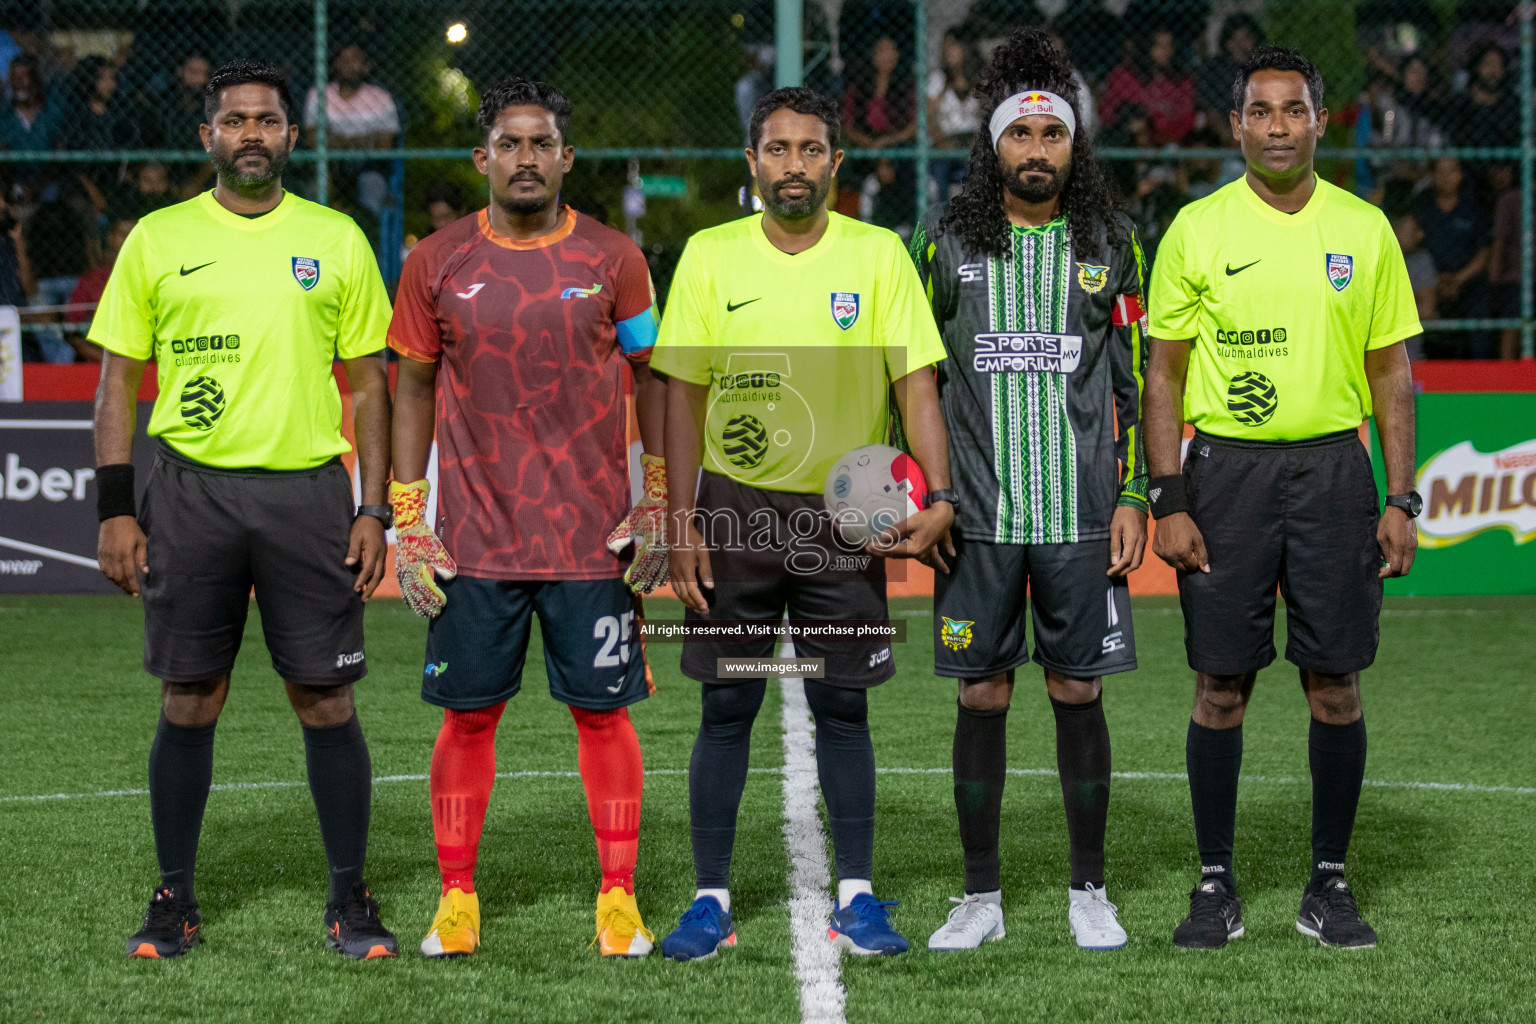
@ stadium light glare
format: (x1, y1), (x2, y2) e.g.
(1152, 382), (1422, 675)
(447, 23), (468, 44)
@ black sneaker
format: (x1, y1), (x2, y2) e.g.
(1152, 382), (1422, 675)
(1172, 877), (1244, 949)
(324, 881), (398, 959)
(1297, 875), (1377, 949)
(127, 885), (201, 959)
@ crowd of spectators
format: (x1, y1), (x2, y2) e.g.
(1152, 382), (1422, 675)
(2, 4), (1532, 362)
(810, 3), (1529, 360)
(0, 27), (399, 363)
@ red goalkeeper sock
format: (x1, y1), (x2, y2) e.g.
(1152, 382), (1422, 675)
(430, 703), (505, 895)
(571, 705), (644, 895)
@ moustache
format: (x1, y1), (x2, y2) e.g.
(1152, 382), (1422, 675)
(510, 172), (545, 185)
(774, 176), (813, 190)
(236, 146), (274, 161)
(1016, 160), (1056, 176)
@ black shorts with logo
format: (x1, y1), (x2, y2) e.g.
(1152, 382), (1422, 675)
(933, 533), (1136, 679)
(421, 575), (651, 711)
(678, 471), (895, 689)
(1179, 429), (1383, 675)
(138, 442), (365, 686)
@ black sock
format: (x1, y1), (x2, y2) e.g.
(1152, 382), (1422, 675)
(804, 681), (875, 883)
(1309, 716), (1367, 886)
(952, 700), (1007, 894)
(1186, 719), (1242, 886)
(302, 714), (372, 904)
(689, 680), (766, 888)
(148, 714), (217, 903)
(1051, 695), (1111, 890)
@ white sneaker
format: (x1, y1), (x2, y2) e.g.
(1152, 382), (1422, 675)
(926, 893), (1005, 951)
(1068, 884), (1128, 950)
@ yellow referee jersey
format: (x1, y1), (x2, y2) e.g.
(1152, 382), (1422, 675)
(1148, 175), (1420, 441)
(651, 211), (945, 493)
(89, 191), (391, 469)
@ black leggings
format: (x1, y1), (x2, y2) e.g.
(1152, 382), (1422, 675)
(688, 679), (876, 888)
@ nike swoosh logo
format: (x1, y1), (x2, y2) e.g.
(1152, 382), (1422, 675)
(1225, 260), (1261, 276)
(726, 298), (761, 312)
(180, 262), (216, 276)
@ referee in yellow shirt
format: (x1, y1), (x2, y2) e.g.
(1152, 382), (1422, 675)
(90, 60), (397, 960)
(1144, 47), (1420, 951)
(654, 88), (954, 959)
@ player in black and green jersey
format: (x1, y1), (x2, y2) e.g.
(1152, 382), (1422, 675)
(91, 60), (398, 960)
(909, 29), (1148, 952)
(1146, 47), (1420, 951)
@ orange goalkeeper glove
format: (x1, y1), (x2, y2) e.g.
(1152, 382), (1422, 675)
(606, 453), (669, 594)
(390, 478), (457, 617)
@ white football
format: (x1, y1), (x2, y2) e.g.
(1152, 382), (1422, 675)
(823, 444), (928, 547)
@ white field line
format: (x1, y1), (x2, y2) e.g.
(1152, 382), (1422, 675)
(777, 649), (847, 1024)
(4, 766), (1530, 807)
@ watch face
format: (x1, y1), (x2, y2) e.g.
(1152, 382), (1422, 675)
(1408, 491), (1424, 517)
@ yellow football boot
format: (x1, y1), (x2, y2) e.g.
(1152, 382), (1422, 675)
(420, 888), (480, 958)
(593, 886), (654, 958)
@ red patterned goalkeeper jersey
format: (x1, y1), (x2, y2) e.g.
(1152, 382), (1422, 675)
(389, 206), (658, 580)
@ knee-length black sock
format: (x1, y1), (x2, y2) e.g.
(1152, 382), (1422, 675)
(303, 714), (372, 903)
(953, 700), (1008, 894)
(148, 715), (217, 902)
(1050, 695), (1111, 889)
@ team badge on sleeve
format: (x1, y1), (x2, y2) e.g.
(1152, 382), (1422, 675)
(1326, 253), (1353, 292)
(1076, 263), (1109, 293)
(831, 292), (860, 330)
(940, 616), (974, 651)
(292, 257), (320, 291)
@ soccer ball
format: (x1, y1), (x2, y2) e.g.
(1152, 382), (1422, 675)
(823, 444), (928, 547)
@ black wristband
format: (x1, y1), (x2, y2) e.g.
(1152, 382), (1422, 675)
(96, 463), (136, 522)
(1148, 474), (1190, 519)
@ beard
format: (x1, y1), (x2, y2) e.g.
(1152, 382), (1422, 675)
(759, 168), (832, 220)
(211, 141), (290, 190)
(495, 172), (556, 216)
(1003, 157), (1070, 204)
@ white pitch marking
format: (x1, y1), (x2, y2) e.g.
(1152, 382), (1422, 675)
(777, 643), (847, 1024)
(5, 766), (1530, 807)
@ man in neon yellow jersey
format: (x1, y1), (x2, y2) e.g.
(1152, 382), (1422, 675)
(655, 87), (954, 960)
(90, 58), (397, 961)
(1145, 46), (1420, 952)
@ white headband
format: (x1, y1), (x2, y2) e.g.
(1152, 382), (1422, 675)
(988, 90), (1076, 149)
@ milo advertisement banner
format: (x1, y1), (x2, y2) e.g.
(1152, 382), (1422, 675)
(1374, 392), (1536, 595)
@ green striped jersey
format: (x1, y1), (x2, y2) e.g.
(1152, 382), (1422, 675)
(911, 208), (1149, 545)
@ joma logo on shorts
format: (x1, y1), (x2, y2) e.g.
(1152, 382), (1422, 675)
(334, 651), (364, 669)
(867, 648), (891, 669)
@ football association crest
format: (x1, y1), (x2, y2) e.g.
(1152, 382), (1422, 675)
(940, 616), (974, 651)
(1326, 253), (1352, 292)
(292, 257), (320, 291)
(831, 292), (860, 330)
(1076, 263), (1110, 294)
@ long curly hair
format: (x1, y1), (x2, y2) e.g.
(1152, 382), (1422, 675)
(939, 27), (1125, 262)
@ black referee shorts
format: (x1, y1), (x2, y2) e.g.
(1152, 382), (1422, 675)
(1179, 429), (1382, 676)
(678, 471), (895, 689)
(137, 442), (366, 686)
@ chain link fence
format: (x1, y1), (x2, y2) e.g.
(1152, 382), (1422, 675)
(2, 0), (1531, 362)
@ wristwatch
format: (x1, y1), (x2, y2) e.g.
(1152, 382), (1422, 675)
(927, 489), (961, 516)
(356, 504), (395, 529)
(1384, 492), (1423, 519)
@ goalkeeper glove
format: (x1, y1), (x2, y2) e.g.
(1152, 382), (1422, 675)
(390, 478), (457, 617)
(606, 453), (669, 594)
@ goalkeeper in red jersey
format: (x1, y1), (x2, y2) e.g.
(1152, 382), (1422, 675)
(388, 77), (667, 958)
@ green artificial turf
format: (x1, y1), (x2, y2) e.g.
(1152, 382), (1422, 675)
(0, 594), (1531, 1023)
